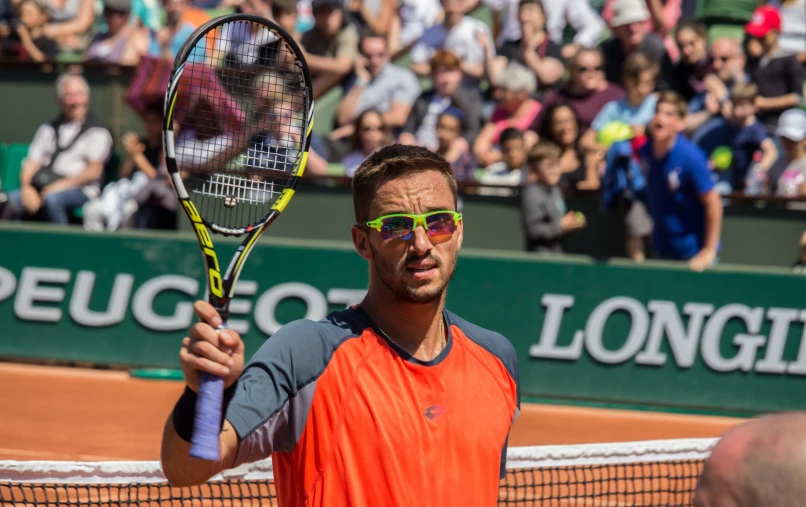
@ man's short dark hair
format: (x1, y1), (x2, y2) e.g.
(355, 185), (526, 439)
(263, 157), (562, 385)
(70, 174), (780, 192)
(676, 19), (708, 41)
(499, 128), (524, 145)
(359, 33), (387, 54)
(352, 145), (458, 222)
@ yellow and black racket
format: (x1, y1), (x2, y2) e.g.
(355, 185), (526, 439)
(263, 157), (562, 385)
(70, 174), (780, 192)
(162, 14), (313, 461)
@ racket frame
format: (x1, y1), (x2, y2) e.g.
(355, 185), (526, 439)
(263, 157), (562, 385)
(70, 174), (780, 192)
(162, 13), (314, 461)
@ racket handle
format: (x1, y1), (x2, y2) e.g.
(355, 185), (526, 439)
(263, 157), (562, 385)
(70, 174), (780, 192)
(189, 322), (228, 461)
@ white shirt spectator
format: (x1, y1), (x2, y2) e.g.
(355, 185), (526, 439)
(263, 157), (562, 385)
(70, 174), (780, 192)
(27, 119), (113, 199)
(546, 0), (604, 48)
(778, 0), (806, 57)
(398, 0), (443, 47)
(354, 64), (422, 116)
(410, 17), (493, 74)
(215, 21), (279, 65)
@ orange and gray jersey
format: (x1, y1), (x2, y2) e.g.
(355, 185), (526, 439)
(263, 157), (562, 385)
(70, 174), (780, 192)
(226, 306), (520, 506)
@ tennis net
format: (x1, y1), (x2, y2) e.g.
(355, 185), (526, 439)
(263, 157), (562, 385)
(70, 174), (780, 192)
(0, 438), (717, 506)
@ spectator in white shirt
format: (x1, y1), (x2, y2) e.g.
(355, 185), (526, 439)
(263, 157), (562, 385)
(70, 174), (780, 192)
(410, 0), (493, 85)
(478, 0), (604, 58)
(388, 0), (442, 53)
(3, 74), (112, 225)
(336, 34), (421, 132)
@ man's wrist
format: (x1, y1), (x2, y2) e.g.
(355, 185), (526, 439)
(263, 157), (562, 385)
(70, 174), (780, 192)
(172, 382), (238, 442)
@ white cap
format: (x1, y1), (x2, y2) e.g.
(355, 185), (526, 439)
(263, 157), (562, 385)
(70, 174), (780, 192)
(610, 0), (651, 27)
(776, 109), (806, 142)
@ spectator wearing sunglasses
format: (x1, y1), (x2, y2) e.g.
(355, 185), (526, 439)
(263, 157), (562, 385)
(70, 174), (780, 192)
(687, 37), (750, 136)
(530, 47), (624, 132)
(744, 5), (805, 134)
(342, 109), (393, 177)
(599, 0), (675, 91)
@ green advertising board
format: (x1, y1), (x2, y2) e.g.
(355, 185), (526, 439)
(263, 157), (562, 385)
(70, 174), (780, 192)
(1, 223), (804, 416)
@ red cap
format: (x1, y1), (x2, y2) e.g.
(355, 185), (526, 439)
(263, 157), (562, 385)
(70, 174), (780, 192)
(745, 6), (782, 38)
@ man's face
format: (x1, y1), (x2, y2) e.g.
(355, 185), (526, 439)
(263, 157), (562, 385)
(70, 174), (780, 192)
(354, 170), (462, 305)
(676, 27), (706, 65)
(433, 65), (461, 96)
(571, 51), (604, 93)
(649, 102), (684, 143)
(710, 40), (742, 81)
(314, 6), (342, 37)
(163, 0), (186, 22)
(518, 3), (545, 34)
(361, 37), (388, 76)
(60, 78), (89, 122)
(614, 21), (646, 50)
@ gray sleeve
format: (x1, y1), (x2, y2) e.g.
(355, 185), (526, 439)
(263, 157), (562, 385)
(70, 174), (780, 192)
(521, 185), (563, 241)
(225, 318), (350, 467)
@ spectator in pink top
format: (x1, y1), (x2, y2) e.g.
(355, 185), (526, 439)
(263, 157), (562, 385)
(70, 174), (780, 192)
(601, 0), (681, 62)
(473, 62), (541, 167)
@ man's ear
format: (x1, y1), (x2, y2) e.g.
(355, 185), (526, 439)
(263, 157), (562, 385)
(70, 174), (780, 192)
(351, 225), (373, 261)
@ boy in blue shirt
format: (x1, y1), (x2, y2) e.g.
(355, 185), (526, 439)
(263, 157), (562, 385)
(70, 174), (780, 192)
(638, 91), (724, 271)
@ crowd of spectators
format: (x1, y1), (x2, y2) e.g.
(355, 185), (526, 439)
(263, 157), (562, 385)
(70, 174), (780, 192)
(0, 0), (805, 269)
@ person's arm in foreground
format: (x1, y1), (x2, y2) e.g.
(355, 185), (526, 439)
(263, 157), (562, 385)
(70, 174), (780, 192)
(689, 189), (722, 271)
(161, 301), (245, 487)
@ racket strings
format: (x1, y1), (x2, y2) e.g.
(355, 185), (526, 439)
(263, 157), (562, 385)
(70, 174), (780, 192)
(173, 19), (308, 231)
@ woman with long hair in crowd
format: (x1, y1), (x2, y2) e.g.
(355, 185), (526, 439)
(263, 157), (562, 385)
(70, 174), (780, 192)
(538, 102), (600, 191)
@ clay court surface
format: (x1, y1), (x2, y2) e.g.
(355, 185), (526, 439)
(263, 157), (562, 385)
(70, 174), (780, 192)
(0, 362), (745, 462)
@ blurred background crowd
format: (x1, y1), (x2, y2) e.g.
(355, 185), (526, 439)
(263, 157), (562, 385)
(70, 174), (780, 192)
(0, 0), (805, 268)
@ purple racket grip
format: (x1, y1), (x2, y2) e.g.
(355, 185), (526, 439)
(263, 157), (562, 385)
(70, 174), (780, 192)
(189, 323), (228, 461)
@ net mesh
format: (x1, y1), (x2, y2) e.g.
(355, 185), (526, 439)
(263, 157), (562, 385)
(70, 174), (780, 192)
(0, 439), (716, 506)
(172, 18), (307, 231)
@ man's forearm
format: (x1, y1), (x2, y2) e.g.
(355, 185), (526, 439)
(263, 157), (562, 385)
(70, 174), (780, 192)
(161, 414), (239, 487)
(757, 94), (800, 112)
(336, 83), (365, 126)
(702, 191), (723, 252)
(305, 54), (352, 76)
(460, 61), (484, 80)
(20, 159), (41, 188)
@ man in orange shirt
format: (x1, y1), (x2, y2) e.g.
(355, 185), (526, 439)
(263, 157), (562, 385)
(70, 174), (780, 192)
(160, 145), (521, 506)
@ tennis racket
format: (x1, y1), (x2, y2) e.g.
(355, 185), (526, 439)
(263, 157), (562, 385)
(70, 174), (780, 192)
(163, 14), (314, 461)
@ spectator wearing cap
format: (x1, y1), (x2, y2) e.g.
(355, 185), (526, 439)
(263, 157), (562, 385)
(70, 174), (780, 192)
(480, 0), (604, 59)
(84, 0), (148, 65)
(599, 0), (675, 90)
(301, 0), (359, 95)
(409, 0), (494, 86)
(601, 0), (681, 62)
(744, 5), (805, 133)
(774, 109), (806, 197)
(399, 49), (484, 151)
(531, 47), (625, 133)
(434, 107), (478, 181)
(483, 0), (565, 95)
(473, 62), (540, 168)
(336, 33), (420, 133)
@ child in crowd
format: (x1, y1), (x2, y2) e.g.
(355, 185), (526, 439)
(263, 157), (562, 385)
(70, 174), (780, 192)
(520, 140), (586, 252)
(434, 107), (477, 182)
(478, 127), (528, 196)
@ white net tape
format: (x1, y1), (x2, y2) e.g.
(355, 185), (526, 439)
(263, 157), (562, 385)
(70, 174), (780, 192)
(0, 439), (718, 485)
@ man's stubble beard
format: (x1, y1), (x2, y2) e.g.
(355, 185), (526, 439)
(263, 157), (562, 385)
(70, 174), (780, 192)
(369, 243), (457, 305)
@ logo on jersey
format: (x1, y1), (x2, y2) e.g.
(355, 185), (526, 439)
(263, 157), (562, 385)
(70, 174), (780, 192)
(668, 168), (681, 192)
(424, 404), (448, 420)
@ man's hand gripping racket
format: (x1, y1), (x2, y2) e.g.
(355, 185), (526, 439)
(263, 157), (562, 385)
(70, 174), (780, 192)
(163, 14), (314, 461)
